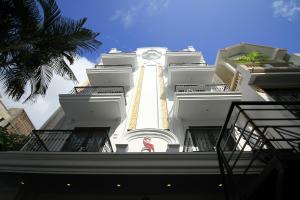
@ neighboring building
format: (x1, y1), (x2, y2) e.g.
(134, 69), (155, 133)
(0, 43), (299, 200)
(0, 100), (34, 135)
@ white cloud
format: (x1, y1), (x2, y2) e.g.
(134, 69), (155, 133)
(111, 0), (170, 28)
(0, 57), (95, 129)
(111, 9), (134, 29)
(272, 0), (300, 21)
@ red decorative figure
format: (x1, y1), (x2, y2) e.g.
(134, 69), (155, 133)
(141, 137), (155, 152)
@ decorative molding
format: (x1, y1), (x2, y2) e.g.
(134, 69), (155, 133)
(0, 152), (262, 174)
(125, 128), (179, 144)
(142, 49), (162, 60)
(128, 67), (145, 130)
(157, 66), (169, 129)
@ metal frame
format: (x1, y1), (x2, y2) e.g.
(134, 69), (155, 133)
(174, 84), (229, 93)
(71, 86), (127, 105)
(216, 101), (300, 200)
(21, 129), (113, 152)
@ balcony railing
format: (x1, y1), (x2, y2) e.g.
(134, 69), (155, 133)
(216, 101), (300, 200)
(183, 128), (236, 152)
(175, 84), (229, 93)
(71, 86), (126, 104)
(21, 129), (113, 152)
(95, 64), (132, 69)
(169, 62), (208, 67)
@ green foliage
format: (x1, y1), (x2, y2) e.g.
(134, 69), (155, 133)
(236, 51), (270, 64)
(0, 127), (28, 151)
(0, 0), (101, 102)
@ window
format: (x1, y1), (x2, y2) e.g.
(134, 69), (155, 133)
(265, 89), (300, 118)
(61, 127), (110, 152)
(184, 127), (236, 152)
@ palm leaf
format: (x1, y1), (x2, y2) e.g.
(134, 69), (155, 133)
(0, 0), (101, 102)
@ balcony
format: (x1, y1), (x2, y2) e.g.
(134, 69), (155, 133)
(166, 51), (204, 67)
(238, 62), (300, 88)
(217, 101), (300, 200)
(175, 84), (229, 93)
(59, 86), (126, 122)
(21, 128), (113, 152)
(101, 52), (137, 66)
(173, 84), (242, 124)
(215, 43), (288, 84)
(168, 64), (215, 86)
(169, 62), (208, 67)
(183, 127), (236, 152)
(87, 64), (133, 88)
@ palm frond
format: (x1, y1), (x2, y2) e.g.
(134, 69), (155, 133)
(0, 0), (101, 102)
(38, 0), (60, 29)
(0, 66), (29, 100)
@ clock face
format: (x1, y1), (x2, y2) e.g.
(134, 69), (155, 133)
(142, 49), (162, 60)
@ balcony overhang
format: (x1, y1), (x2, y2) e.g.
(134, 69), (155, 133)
(251, 72), (300, 88)
(87, 67), (133, 88)
(168, 67), (215, 86)
(101, 53), (137, 66)
(166, 51), (203, 66)
(59, 93), (126, 122)
(237, 65), (300, 88)
(174, 92), (242, 124)
(0, 152), (259, 174)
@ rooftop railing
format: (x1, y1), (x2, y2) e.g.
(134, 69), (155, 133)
(71, 86), (126, 104)
(216, 101), (300, 200)
(175, 84), (229, 93)
(21, 129), (113, 152)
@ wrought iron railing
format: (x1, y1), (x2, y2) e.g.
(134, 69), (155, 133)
(71, 86), (126, 104)
(183, 129), (194, 152)
(183, 128), (235, 152)
(216, 101), (300, 200)
(21, 129), (113, 152)
(175, 84), (229, 93)
(169, 62), (208, 67)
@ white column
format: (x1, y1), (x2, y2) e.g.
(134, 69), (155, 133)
(136, 65), (159, 128)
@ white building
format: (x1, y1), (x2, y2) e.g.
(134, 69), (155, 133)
(0, 43), (299, 200)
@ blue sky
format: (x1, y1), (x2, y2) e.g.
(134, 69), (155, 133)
(1, 0), (300, 128)
(57, 0), (300, 64)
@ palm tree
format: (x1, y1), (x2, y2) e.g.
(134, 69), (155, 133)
(0, 0), (101, 102)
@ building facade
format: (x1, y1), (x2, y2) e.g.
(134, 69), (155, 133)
(0, 43), (299, 200)
(0, 100), (34, 135)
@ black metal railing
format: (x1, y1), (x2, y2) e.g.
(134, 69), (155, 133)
(21, 129), (113, 152)
(175, 84), (229, 93)
(95, 64), (132, 69)
(169, 62), (208, 67)
(183, 128), (235, 152)
(183, 129), (194, 152)
(216, 101), (300, 200)
(71, 86), (126, 104)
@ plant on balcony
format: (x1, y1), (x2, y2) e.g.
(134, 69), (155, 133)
(0, 127), (27, 151)
(236, 51), (270, 64)
(0, 0), (101, 102)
